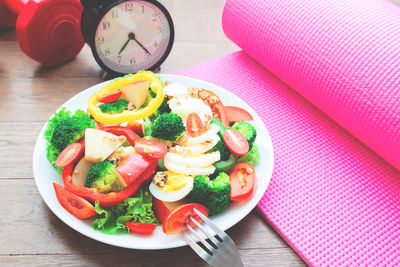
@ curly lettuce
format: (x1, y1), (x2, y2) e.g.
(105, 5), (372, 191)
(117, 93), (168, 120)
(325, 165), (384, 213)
(92, 189), (159, 234)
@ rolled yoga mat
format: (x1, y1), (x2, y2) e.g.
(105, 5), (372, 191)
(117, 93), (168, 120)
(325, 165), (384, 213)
(176, 0), (400, 265)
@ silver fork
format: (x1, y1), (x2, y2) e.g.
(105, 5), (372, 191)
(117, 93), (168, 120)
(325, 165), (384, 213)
(183, 208), (245, 267)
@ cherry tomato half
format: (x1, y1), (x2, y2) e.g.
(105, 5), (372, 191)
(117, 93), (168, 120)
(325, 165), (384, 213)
(53, 183), (96, 218)
(187, 112), (205, 137)
(134, 139), (168, 160)
(163, 203), (209, 235)
(224, 106), (254, 123)
(97, 91), (122, 103)
(125, 222), (157, 235)
(223, 129), (249, 156)
(229, 162), (256, 201)
(56, 142), (83, 168)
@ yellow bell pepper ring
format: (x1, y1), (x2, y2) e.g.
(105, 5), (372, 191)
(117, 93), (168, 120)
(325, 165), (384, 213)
(88, 71), (164, 125)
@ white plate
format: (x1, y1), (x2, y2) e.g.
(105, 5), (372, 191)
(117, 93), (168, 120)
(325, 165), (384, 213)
(32, 74), (274, 250)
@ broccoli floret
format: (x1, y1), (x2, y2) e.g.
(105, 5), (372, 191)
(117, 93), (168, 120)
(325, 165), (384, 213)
(99, 98), (128, 114)
(150, 113), (185, 141)
(149, 89), (171, 115)
(188, 172), (231, 216)
(45, 108), (94, 173)
(86, 161), (122, 193)
(51, 116), (95, 151)
(239, 144), (260, 165)
(231, 122), (257, 148)
(210, 139), (231, 161)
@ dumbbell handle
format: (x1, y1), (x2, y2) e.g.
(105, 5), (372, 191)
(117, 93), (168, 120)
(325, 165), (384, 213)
(3, 0), (28, 14)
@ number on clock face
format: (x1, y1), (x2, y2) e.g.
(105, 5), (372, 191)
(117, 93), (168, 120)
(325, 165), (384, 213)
(94, 0), (171, 74)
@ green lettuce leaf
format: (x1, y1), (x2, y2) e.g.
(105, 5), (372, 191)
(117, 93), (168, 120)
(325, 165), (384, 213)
(92, 189), (159, 234)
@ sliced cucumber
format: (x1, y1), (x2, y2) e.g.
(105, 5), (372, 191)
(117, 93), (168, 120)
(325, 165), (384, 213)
(157, 157), (167, 171)
(211, 117), (226, 138)
(213, 154), (237, 173)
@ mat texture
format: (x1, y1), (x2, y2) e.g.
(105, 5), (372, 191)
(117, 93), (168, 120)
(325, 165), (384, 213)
(222, 0), (400, 170)
(177, 51), (400, 267)
(180, 0), (400, 265)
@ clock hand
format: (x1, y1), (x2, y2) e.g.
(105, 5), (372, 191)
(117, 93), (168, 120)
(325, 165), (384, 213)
(133, 38), (152, 55)
(118, 37), (131, 55)
(130, 32), (152, 55)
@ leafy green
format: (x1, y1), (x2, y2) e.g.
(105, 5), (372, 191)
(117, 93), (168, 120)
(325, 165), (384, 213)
(239, 144), (260, 165)
(92, 190), (159, 234)
(44, 107), (93, 173)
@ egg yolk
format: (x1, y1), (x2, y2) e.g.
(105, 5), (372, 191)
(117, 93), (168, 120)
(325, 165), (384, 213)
(162, 171), (192, 192)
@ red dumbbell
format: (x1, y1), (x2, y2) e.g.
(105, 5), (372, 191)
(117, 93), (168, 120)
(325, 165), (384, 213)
(0, 0), (85, 66)
(0, 1), (17, 29)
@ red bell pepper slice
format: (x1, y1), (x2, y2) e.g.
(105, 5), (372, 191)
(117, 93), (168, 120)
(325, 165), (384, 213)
(100, 126), (140, 146)
(62, 159), (156, 207)
(61, 127), (156, 207)
(53, 183), (96, 219)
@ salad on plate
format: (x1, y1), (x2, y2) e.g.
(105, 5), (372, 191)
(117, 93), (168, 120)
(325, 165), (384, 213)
(45, 71), (260, 236)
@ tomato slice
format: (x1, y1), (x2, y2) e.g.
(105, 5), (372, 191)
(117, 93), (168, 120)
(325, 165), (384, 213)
(152, 197), (171, 224)
(97, 91), (122, 103)
(187, 112), (204, 137)
(224, 106), (254, 122)
(163, 203), (209, 235)
(198, 90), (229, 127)
(125, 222), (157, 235)
(223, 129), (249, 156)
(53, 183), (96, 218)
(56, 142), (83, 168)
(164, 80), (172, 86)
(230, 162), (256, 201)
(134, 139), (168, 160)
(214, 102), (229, 128)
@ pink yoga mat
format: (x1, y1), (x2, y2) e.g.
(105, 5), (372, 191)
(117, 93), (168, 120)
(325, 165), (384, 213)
(176, 0), (400, 265)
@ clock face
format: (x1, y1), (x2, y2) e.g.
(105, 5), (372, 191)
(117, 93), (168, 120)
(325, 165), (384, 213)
(94, 0), (173, 74)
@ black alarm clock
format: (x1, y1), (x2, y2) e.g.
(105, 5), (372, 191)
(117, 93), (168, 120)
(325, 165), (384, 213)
(81, 0), (174, 76)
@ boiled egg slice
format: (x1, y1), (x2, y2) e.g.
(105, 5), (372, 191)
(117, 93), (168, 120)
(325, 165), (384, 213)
(164, 160), (216, 176)
(169, 95), (212, 124)
(164, 151), (220, 168)
(149, 171), (194, 202)
(164, 83), (189, 97)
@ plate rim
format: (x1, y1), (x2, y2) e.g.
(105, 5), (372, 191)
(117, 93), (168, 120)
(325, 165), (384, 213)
(32, 74), (274, 250)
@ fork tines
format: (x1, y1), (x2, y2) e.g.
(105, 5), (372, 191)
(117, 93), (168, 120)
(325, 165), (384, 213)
(183, 208), (244, 267)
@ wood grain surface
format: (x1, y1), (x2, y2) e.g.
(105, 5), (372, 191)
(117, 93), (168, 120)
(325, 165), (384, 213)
(0, 1), (306, 266)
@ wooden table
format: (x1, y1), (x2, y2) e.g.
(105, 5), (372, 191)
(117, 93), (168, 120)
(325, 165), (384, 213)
(0, 1), (305, 266)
